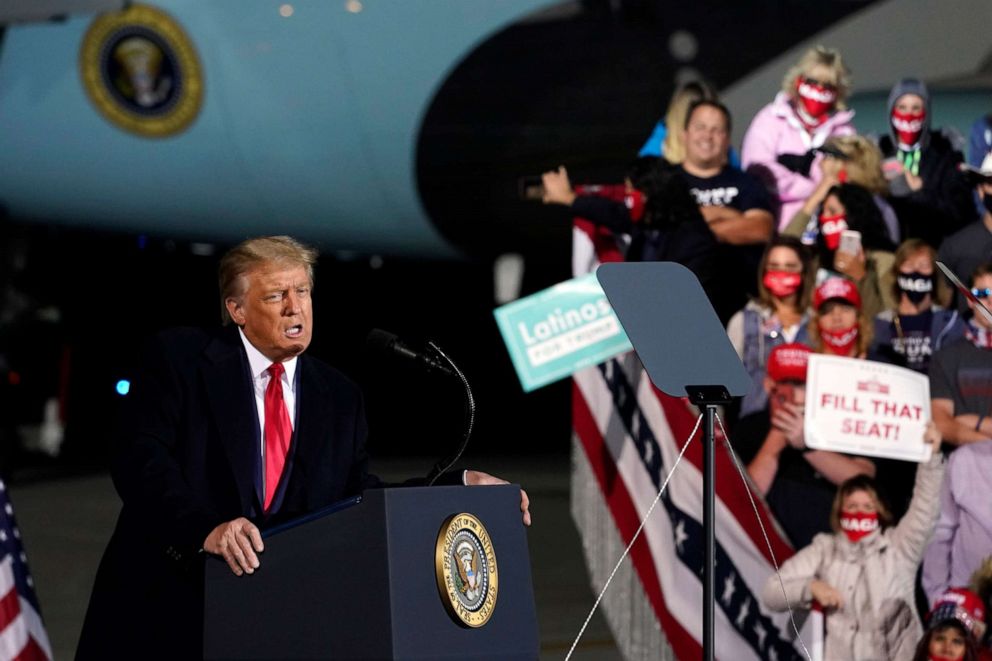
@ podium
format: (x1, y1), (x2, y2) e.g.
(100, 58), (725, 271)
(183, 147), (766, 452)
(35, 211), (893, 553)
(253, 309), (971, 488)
(203, 485), (538, 660)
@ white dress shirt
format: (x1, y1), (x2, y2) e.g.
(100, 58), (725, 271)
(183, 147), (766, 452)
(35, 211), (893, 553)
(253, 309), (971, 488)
(238, 329), (297, 465)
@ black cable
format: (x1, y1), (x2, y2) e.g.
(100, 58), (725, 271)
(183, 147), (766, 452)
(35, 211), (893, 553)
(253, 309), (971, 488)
(425, 340), (475, 486)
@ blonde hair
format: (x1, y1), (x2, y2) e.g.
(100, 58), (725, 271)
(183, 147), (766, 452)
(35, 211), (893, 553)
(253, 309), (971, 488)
(662, 81), (717, 164)
(218, 236), (318, 324)
(782, 46), (852, 109)
(824, 135), (887, 194)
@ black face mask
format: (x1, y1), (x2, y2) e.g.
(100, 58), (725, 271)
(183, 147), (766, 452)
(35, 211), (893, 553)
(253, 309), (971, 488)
(984, 194), (992, 217)
(898, 272), (933, 304)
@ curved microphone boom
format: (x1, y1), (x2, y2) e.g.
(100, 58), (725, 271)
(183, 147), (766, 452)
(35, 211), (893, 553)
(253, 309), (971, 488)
(365, 329), (453, 376)
(364, 329), (473, 485)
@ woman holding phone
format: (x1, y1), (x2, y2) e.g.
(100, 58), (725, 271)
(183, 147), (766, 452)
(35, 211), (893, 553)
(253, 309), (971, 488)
(784, 182), (897, 319)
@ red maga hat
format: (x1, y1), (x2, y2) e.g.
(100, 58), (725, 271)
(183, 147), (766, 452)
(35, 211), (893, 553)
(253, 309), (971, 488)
(766, 343), (812, 383)
(814, 276), (861, 311)
(928, 587), (987, 640)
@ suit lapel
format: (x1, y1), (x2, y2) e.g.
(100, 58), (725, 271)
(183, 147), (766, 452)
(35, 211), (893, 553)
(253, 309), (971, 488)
(202, 329), (259, 515)
(284, 354), (335, 510)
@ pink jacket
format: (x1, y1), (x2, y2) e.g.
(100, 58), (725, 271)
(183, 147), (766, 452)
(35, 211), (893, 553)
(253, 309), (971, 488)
(741, 92), (856, 230)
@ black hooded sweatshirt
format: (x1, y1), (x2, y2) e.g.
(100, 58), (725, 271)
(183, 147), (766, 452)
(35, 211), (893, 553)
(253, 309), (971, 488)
(878, 78), (976, 247)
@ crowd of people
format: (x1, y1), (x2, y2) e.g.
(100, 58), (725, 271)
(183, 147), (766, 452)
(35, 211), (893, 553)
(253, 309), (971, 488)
(544, 45), (992, 661)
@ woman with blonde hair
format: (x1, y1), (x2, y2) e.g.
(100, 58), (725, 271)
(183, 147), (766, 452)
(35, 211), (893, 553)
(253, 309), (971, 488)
(786, 134), (901, 244)
(638, 80), (743, 166)
(742, 45), (856, 229)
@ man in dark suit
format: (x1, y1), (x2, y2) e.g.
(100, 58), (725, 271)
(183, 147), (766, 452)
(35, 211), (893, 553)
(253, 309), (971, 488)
(76, 236), (529, 658)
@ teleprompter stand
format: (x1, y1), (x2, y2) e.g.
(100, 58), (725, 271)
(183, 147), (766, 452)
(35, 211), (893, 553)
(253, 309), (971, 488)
(597, 262), (749, 661)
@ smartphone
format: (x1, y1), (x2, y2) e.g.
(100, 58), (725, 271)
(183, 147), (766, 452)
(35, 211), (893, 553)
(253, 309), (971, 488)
(838, 229), (862, 255)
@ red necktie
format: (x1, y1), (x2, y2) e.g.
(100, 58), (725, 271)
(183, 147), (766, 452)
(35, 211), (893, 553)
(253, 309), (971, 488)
(264, 362), (292, 512)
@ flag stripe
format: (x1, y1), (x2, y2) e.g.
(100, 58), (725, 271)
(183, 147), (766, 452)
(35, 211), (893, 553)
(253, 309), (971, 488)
(570, 212), (804, 659)
(0, 487), (52, 661)
(572, 381), (702, 660)
(12, 635), (48, 661)
(576, 361), (802, 660)
(18, 599), (51, 661)
(650, 389), (795, 564)
(0, 587), (21, 636)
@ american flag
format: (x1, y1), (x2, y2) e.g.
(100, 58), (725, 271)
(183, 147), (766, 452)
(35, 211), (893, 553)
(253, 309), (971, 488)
(0, 480), (51, 661)
(571, 217), (809, 660)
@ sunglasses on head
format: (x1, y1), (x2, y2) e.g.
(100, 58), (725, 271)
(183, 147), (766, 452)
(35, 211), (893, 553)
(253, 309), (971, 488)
(971, 288), (992, 299)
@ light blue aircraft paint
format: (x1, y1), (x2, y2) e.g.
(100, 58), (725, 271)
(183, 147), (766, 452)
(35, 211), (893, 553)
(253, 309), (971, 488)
(0, 0), (554, 257)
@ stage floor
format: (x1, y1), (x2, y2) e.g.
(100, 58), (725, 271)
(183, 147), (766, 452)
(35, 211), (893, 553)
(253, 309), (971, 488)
(11, 455), (622, 660)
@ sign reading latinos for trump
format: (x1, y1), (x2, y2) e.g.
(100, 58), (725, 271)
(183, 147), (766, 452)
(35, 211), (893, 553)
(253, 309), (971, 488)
(805, 354), (932, 462)
(494, 273), (632, 392)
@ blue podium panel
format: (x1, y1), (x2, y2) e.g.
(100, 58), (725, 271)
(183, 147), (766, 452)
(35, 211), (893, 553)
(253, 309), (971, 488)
(204, 485), (538, 660)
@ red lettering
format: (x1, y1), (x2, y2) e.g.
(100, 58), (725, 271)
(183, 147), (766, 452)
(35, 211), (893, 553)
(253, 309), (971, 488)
(846, 419), (899, 439)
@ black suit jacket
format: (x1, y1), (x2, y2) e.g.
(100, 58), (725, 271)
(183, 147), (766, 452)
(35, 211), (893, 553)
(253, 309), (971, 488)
(76, 326), (379, 659)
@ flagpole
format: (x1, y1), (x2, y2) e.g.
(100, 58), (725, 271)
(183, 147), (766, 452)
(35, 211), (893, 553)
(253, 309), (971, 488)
(686, 388), (730, 661)
(703, 403), (716, 661)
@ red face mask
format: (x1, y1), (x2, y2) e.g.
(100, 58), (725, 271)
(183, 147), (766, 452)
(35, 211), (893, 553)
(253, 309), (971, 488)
(891, 108), (926, 147)
(763, 270), (802, 298)
(821, 324), (858, 355)
(840, 511), (878, 542)
(819, 212), (848, 251)
(796, 77), (837, 123)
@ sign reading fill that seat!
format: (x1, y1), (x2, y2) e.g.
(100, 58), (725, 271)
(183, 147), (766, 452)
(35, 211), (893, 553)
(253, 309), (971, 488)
(494, 273), (632, 392)
(804, 354), (932, 462)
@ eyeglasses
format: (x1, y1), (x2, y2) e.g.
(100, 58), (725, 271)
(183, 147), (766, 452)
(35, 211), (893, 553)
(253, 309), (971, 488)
(971, 288), (992, 299)
(800, 76), (837, 90)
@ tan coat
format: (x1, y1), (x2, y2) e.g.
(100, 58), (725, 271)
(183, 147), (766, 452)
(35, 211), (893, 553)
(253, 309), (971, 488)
(761, 453), (945, 660)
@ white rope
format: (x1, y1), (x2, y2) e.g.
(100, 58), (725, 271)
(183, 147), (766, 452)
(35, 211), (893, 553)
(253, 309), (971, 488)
(565, 413), (703, 661)
(716, 413), (813, 661)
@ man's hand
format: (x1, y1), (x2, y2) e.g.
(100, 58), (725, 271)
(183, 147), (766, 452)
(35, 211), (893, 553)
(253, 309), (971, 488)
(465, 470), (531, 526)
(810, 579), (843, 609)
(204, 517), (264, 576)
(541, 166), (577, 207)
(771, 401), (806, 450)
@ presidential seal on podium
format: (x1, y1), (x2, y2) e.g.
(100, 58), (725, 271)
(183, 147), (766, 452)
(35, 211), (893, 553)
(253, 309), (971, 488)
(435, 512), (498, 628)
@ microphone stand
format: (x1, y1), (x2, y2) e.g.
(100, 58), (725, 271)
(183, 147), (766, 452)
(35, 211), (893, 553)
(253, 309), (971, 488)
(425, 341), (475, 486)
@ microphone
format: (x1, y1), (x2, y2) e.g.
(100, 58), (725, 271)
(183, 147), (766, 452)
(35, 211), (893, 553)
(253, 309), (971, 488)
(365, 329), (453, 376)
